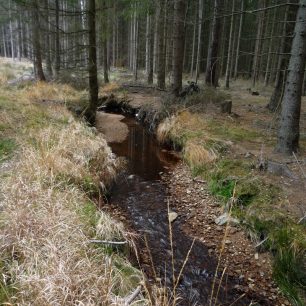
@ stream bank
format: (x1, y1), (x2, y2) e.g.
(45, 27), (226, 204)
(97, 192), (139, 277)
(96, 107), (287, 305)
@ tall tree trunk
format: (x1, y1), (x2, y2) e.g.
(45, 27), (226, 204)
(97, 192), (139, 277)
(205, 0), (223, 87)
(86, 0), (98, 125)
(252, 0), (265, 87)
(102, 1), (109, 83)
(54, 0), (60, 76)
(133, 6), (138, 81)
(274, 4), (289, 87)
(153, 8), (158, 74)
(195, 0), (203, 82)
(2, 27), (7, 58)
(234, 0), (244, 80)
(16, 20), (21, 61)
(264, 6), (277, 86)
(44, 0), (52, 76)
(112, 5), (116, 67)
(103, 39), (109, 83)
(276, 0), (306, 154)
(9, 1), (15, 60)
(31, 0), (46, 81)
(172, 0), (187, 95)
(190, 5), (197, 77)
(148, 14), (154, 84)
(145, 13), (151, 74)
(267, 4), (294, 111)
(224, 0), (235, 89)
(157, 0), (166, 89)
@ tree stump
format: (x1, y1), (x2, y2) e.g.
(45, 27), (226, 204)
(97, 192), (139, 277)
(220, 100), (232, 114)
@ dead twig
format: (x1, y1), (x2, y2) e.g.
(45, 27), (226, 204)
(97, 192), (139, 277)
(89, 239), (128, 245)
(124, 285), (142, 305)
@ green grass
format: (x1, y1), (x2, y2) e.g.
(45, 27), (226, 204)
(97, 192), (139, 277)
(0, 260), (16, 304)
(207, 120), (263, 142)
(78, 201), (99, 231)
(0, 138), (16, 162)
(193, 157), (305, 305)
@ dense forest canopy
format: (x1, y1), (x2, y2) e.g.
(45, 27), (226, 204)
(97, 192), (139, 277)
(0, 0), (305, 152)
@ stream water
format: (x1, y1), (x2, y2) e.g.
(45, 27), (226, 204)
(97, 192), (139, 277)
(104, 114), (255, 306)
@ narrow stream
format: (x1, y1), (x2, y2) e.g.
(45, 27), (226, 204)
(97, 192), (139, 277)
(104, 114), (255, 306)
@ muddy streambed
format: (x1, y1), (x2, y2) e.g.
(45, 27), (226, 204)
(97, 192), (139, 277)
(98, 113), (254, 306)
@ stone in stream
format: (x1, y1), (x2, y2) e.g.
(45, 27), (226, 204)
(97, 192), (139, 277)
(215, 212), (239, 226)
(168, 211), (178, 223)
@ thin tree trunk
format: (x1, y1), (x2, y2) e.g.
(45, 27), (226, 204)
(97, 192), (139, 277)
(205, 0), (223, 87)
(145, 13), (150, 74)
(2, 27), (7, 58)
(157, 0), (166, 89)
(31, 0), (46, 81)
(153, 8), (158, 74)
(276, 0), (306, 154)
(55, 0), (60, 76)
(112, 6), (116, 67)
(234, 0), (244, 80)
(190, 6), (197, 77)
(16, 20), (21, 61)
(86, 0), (99, 125)
(102, 1), (109, 83)
(224, 0), (235, 89)
(9, 1), (15, 60)
(264, 5), (277, 86)
(274, 4), (289, 87)
(195, 0), (203, 82)
(148, 14), (154, 84)
(172, 0), (187, 95)
(133, 6), (138, 81)
(44, 0), (52, 76)
(252, 0), (265, 87)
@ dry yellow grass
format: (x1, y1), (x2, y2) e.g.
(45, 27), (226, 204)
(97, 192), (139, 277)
(24, 81), (83, 103)
(183, 141), (217, 166)
(157, 111), (225, 167)
(0, 112), (146, 304)
(0, 72), (148, 304)
(99, 82), (121, 94)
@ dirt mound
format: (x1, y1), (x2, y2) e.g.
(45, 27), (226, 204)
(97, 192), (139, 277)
(96, 112), (128, 143)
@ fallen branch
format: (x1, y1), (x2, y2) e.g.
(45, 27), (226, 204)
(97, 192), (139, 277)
(121, 84), (167, 91)
(89, 239), (128, 245)
(193, 178), (207, 184)
(124, 285), (142, 305)
(298, 215), (306, 224)
(255, 237), (269, 248)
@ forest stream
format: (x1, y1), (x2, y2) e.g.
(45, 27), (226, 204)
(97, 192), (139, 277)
(98, 113), (258, 306)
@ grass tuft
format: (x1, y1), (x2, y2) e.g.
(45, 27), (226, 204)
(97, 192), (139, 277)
(0, 138), (16, 162)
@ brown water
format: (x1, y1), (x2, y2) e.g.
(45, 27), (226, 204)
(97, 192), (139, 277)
(105, 115), (262, 306)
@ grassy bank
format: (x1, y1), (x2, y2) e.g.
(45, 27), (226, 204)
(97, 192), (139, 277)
(0, 62), (146, 304)
(157, 93), (306, 305)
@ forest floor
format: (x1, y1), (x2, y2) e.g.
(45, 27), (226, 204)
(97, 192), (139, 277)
(101, 69), (306, 305)
(0, 60), (305, 305)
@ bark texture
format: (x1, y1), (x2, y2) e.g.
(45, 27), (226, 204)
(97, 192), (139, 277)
(172, 0), (187, 95)
(205, 0), (223, 87)
(157, 0), (166, 89)
(86, 0), (98, 125)
(276, 0), (306, 154)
